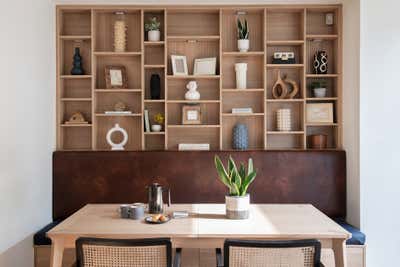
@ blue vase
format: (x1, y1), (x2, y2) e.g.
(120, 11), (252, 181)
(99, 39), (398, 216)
(232, 123), (248, 150)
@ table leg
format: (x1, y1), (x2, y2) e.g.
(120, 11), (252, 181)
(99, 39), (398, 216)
(50, 237), (65, 267)
(332, 238), (347, 267)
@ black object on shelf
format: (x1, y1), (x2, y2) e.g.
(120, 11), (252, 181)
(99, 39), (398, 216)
(150, 74), (161, 99)
(313, 50), (328, 74)
(70, 47), (84, 75)
(272, 52), (296, 64)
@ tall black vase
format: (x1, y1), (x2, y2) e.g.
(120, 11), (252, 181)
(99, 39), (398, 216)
(150, 74), (161, 99)
(71, 47), (84, 75)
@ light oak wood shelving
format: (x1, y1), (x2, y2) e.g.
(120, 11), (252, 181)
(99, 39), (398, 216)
(56, 5), (342, 151)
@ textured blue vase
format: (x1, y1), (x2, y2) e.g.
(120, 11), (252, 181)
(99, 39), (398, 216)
(232, 123), (248, 150)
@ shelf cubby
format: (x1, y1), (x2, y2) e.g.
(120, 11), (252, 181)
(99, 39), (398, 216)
(61, 78), (91, 98)
(167, 127), (220, 150)
(267, 133), (304, 150)
(222, 91), (264, 113)
(61, 101), (92, 124)
(306, 125), (338, 149)
(94, 10), (141, 52)
(60, 10), (91, 36)
(96, 116), (142, 150)
(266, 9), (304, 41)
(306, 9), (338, 35)
(145, 102), (165, 126)
(61, 39), (91, 75)
(221, 9), (264, 52)
(222, 116), (264, 150)
(145, 45), (165, 65)
(167, 10), (219, 36)
(306, 76), (337, 98)
(167, 39), (219, 76)
(145, 135), (165, 150)
(145, 68), (165, 100)
(266, 68), (303, 99)
(96, 55), (142, 89)
(222, 56), (264, 89)
(266, 102), (303, 132)
(266, 43), (304, 64)
(167, 102), (220, 125)
(61, 127), (92, 150)
(306, 39), (338, 74)
(96, 92), (141, 114)
(144, 10), (165, 41)
(167, 79), (219, 101)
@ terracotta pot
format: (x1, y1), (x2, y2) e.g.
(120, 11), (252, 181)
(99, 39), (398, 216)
(309, 134), (328, 149)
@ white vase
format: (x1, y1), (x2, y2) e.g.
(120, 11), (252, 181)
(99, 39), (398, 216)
(235, 63), (247, 89)
(225, 194), (250, 219)
(185, 81), (200, 100)
(313, 88), (327, 98)
(237, 39), (249, 52)
(148, 30), (160, 42)
(151, 124), (162, 132)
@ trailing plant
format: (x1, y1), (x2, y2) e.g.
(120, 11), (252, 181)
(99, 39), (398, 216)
(310, 80), (327, 89)
(153, 113), (164, 124)
(214, 155), (257, 196)
(237, 18), (249, 40)
(145, 17), (161, 31)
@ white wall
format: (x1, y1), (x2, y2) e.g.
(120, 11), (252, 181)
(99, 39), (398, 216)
(0, 0), (54, 266)
(360, 0), (400, 265)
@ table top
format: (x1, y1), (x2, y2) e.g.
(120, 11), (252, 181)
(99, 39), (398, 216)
(47, 204), (350, 239)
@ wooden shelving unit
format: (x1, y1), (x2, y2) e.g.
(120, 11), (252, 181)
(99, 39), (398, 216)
(56, 5), (342, 151)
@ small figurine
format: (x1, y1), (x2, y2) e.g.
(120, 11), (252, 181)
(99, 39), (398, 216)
(65, 112), (88, 124)
(114, 101), (127, 112)
(185, 81), (200, 100)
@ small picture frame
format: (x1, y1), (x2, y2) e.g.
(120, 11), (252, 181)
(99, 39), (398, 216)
(306, 103), (334, 123)
(193, 57), (217, 76)
(105, 65), (128, 89)
(171, 55), (188, 76)
(182, 104), (201, 125)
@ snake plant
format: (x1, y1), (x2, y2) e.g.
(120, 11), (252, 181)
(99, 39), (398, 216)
(237, 18), (249, 40)
(214, 155), (257, 196)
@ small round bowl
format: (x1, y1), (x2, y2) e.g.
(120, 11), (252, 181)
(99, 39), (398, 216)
(151, 124), (162, 132)
(313, 88), (327, 98)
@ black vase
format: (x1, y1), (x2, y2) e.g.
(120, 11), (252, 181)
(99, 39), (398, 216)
(313, 50), (328, 74)
(150, 74), (161, 99)
(71, 47), (84, 75)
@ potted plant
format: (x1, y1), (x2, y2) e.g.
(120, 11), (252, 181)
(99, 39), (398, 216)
(152, 113), (164, 132)
(311, 81), (327, 98)
(145, 17), (161, 42)
(214, 155), (257, 219)
(237, 18), (249, 52)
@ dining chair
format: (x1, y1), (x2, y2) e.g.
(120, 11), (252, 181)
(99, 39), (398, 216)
(216, 239), (324, 267)
(76, 237), (181, 267)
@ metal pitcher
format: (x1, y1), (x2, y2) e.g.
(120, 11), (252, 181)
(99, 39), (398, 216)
(147, 183), (171, 214)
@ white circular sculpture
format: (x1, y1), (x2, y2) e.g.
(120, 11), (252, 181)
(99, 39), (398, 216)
(106, 123), (128, 150)
(185, 81), (200, 100)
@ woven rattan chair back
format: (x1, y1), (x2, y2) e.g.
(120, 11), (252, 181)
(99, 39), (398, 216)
(76, 237), (172, 267)
(224, 239), (322, 267)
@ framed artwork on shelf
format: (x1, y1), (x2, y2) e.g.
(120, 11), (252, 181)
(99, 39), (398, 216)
(171, 55), (188, 76)
(306, 103), (334, 123)
(105, 65), (128, 89)
(193, 57), (217, 75)
(182, 104), (201, 125)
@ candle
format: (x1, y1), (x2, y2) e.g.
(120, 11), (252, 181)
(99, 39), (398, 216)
(114, 20), (126, 52)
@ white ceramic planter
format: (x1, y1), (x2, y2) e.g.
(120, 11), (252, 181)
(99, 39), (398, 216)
(148, 30), (161, 42)
(235, 63), (247, 89)
(313, 87), (327, 98)
(237, 39), (250, 52)
(151, 124), (162, 132)
(225, 194), (250, 219)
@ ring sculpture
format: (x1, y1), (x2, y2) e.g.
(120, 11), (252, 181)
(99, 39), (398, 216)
(106, 123), (128, 150)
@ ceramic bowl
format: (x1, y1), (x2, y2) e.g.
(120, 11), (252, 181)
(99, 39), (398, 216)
(151, 124), (162, 132)
(313, 88), (327, 98)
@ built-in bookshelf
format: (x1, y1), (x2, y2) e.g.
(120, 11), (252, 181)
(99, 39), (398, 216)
(56, 5), (342, 151)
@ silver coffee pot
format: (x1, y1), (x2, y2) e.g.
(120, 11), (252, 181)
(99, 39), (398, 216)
(147, 183), (171, 214)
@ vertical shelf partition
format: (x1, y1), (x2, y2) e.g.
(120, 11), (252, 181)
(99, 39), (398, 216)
(56, 5), (342, 151)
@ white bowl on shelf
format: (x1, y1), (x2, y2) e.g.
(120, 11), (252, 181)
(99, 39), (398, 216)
(313, 88), (327, 98)
(151, 124), (162, 132)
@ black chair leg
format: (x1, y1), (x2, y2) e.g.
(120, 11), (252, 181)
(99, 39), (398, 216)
(215, 248), (223, 267)
(174, 248), (182, 267)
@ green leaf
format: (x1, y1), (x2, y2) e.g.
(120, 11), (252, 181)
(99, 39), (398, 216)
(247, 158), (253, 176)
(214, 156), (232, 190)
(238, 163), (246, 181)
(241, 171), (257, 196)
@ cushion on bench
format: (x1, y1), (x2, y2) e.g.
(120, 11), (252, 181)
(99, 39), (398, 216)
(335, 218), (366, 245)
(33, 220), (62, 245)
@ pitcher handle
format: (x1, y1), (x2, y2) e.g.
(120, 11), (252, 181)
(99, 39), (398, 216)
(164, 188), (171, 207)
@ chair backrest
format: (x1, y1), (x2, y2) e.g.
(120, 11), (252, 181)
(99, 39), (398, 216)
(224, 239), (322, 267)
(76, 237), (172, 267)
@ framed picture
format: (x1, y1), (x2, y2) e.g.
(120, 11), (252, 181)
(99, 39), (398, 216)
(105, 65), (128, 89)
(182, 104), (201, 125)
(306, 103), (334, 123)
(193, 57), (217, 75)
(171, 55), (188, 76)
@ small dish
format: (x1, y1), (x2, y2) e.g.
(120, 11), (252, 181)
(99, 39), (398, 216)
(145, 215), (171, 224)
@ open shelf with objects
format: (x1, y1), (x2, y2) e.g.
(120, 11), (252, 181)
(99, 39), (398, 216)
(56, 5), (342, 151)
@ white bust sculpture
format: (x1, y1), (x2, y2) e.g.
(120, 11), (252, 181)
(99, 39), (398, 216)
(185, 81), (200, 100)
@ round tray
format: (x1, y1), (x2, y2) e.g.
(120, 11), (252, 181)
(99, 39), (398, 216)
(145, 215), (171, 224)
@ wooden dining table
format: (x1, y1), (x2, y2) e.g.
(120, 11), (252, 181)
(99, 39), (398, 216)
(47, 203), (351, 267)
